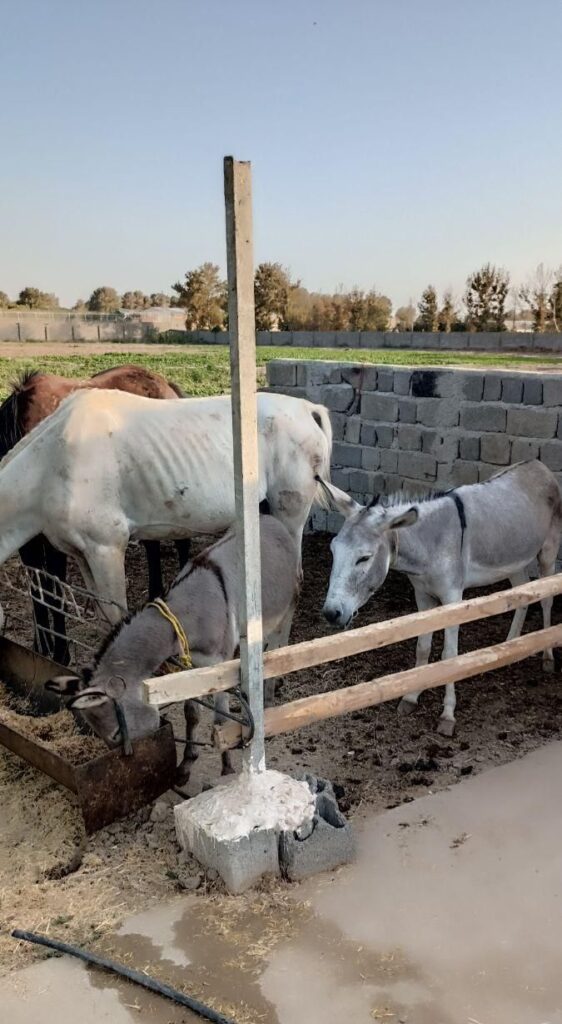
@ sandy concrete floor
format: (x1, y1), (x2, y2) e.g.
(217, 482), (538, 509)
(2, 741), (562, 1024)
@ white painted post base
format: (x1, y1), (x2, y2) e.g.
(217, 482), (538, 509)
(174, 769), (315, 893)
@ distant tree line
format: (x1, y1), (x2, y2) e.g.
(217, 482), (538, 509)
(2, 260), (561, 332)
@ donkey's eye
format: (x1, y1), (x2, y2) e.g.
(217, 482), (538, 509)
(356, 555), (371, 565)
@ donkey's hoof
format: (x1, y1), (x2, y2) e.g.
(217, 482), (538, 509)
(437, 717), (456, 737)
(398, 697), (417, 716)
(542, 659), (556, 675)
(175, 764), (192, 786)
(221, 762), (236, 777)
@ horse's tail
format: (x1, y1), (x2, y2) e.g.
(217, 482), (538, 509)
(0, 370), (38, 462)
(310, 403), (333, 508)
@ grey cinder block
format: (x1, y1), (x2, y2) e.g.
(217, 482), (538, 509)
(396, 424), (422, 450)
(344, 415), (362, 444)
(375, 424), (395, 448)
(376, 368), (394, 392)
(381, 449), (399, 472)
(511, 438), (539, 462)
(540, 441), (562, 472)
(501, 376), (523, 403)
(320, 384), (354, 411)
(483, 375), (502, 401)
(393, 369), (412, 395)
(460, 403), (507, 432)
(523, 378), (543, 405)
(507, 407), (558, 438)
(362, 392), (399, 422)
(397, 450), (437, 481)
(459, 435), (480, 460)
(543, 379), (562, 407)
(450, 461), (480, 486)
(279, 776), (356, 883)
(175, 813), (280, 895)
(361, 446), (381, 471)
(360, 421), (377, 446)
(398, 398), (417, 423)
(267, 361), (297, 387)
(480, 434), (511, 465)
(332, 441), (363, 468)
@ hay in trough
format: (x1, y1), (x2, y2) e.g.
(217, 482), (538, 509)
(0, 683), (105, 765)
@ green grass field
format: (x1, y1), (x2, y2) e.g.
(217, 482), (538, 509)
(0, 345), (560, 399)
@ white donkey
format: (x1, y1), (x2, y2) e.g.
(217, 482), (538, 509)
(0, 389), (331, 663)
(320, 461), (562, 736)
(47, 514), (299, 779)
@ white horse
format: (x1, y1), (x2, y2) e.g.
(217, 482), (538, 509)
(0, 389), (332, 671)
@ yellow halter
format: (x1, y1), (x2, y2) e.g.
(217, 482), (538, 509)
(147, 597), (192, 670)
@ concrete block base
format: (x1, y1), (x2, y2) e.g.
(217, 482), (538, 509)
(280, 775), (356, 882)
(175, 770), (355, 893)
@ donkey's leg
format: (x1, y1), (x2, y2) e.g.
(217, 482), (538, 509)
(506, 570), (529, 641)
(263, 605), (295, 707)
(437, 623), (460, 736)
(398, 589), (438, 717)
(144, 540), (164, 600)
(176, 700), (201, 785)
(537, 540), (559, 673)
(19, 535), (54, 659)
(214, 691), (235, 776)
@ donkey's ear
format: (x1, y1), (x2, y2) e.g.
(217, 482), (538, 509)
(70, 689), (110, 710)
(386, 507), (418, 531)
(315, 477), (362, 519)
(45, 674), (81, 696)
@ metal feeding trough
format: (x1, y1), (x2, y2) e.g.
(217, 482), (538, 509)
(0, 636), (177, 833)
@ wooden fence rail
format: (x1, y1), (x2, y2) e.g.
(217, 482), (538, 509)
(214, 622), (562, 750)
(143, 573), (562, 708)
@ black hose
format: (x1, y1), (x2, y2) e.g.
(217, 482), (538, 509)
(11, 929), (236, 1024)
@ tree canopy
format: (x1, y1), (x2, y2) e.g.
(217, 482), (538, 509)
(16, 287), (59, 310)
(172, 263), (227, 330)
(87, 286), (121, 312)
(465, 264), (509, 332)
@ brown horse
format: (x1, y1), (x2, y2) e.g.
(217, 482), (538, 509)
(0, 365), (189, 664)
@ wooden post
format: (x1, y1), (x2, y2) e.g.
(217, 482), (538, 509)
(224, 156), (265, 773)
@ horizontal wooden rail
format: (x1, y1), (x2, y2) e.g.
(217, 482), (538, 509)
(143, 573), (562, 707)
(214, 622), (562, 750)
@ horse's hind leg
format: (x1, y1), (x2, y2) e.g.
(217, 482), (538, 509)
(42, 541), (70, 666)
(144, 540), (164, 600)
(82, 545), (128, 625)
(19, 535), (55, 660)
(175, 540), (191, 571)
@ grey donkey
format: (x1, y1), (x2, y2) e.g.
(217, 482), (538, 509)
(47, 514), (299, 778)
(319, 460), (562, 736)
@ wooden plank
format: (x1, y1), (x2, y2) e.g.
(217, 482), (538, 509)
(143, 573), (562, 706)
(223, 156), (265, 773)
(214, 622), (562, 750)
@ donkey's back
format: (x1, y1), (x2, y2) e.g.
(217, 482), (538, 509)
(457, 460), (562, 585)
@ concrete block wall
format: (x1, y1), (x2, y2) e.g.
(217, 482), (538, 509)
(182, 329), (562, 352)
(265, 360), (562, 559)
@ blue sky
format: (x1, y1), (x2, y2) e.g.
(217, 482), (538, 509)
(1, 0), (561, 308)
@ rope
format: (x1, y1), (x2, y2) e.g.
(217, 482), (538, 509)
(147, 597), (192, 670)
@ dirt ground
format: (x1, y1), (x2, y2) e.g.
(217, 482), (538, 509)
(1, 534), (561, 976)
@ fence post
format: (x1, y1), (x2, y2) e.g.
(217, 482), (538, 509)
(224, 156), (265, 774)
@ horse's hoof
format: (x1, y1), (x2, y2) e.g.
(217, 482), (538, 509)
(437, 718), (455, 737)
(398, 697), (417, 716)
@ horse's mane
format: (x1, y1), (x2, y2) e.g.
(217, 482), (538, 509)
(0, 369), (41, 460)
